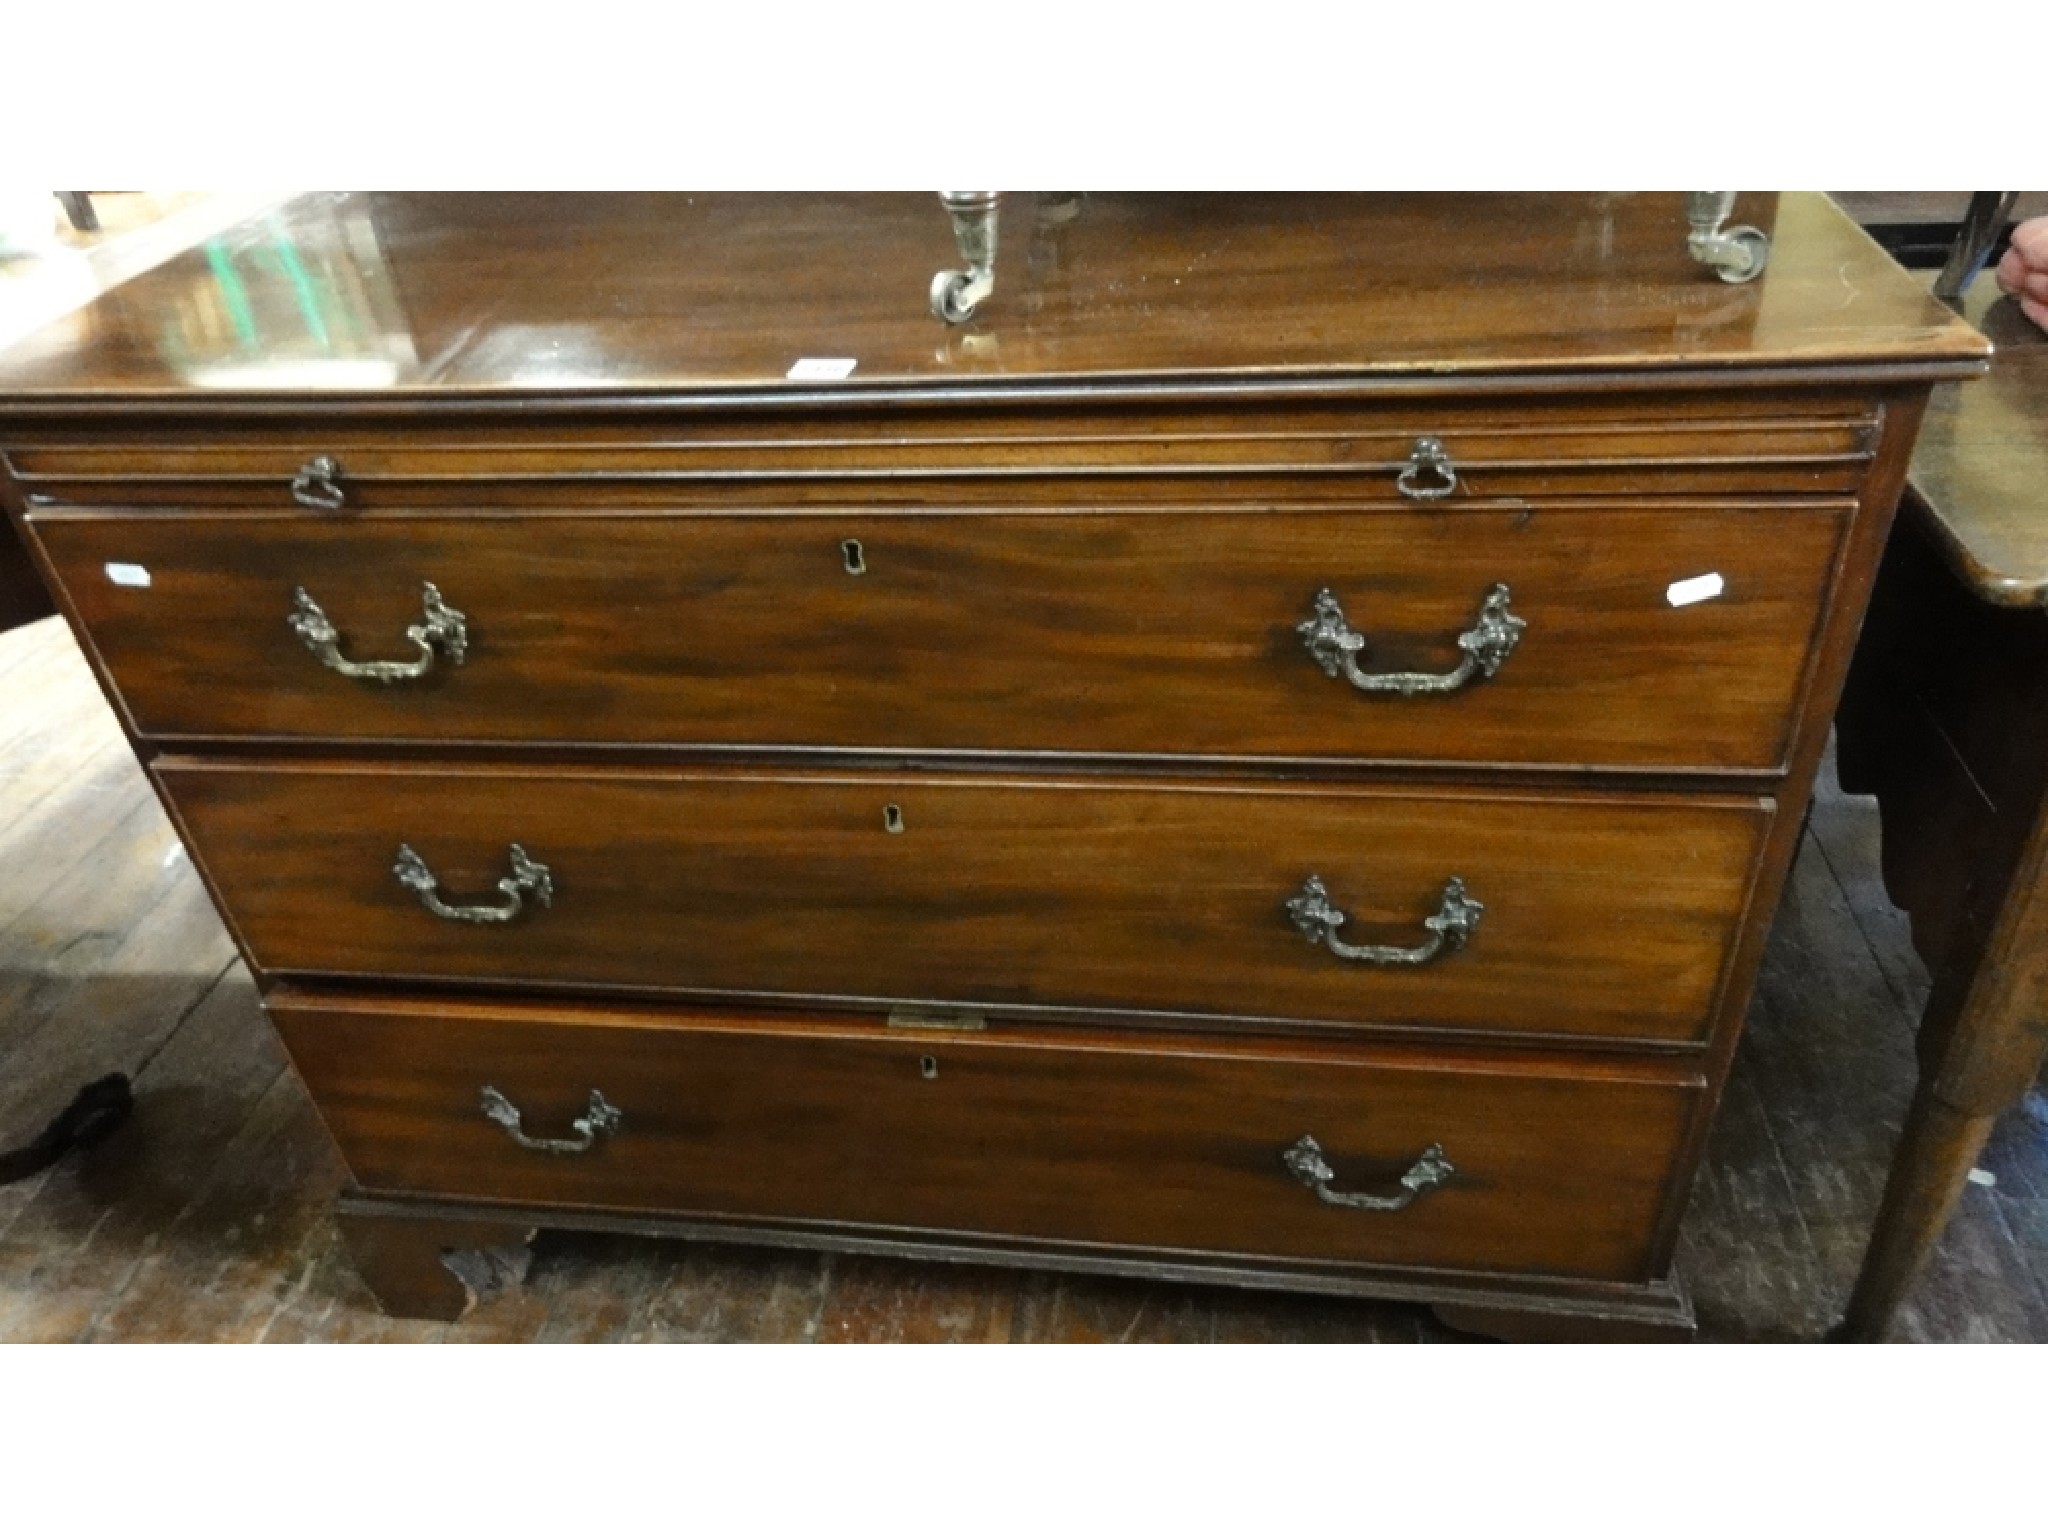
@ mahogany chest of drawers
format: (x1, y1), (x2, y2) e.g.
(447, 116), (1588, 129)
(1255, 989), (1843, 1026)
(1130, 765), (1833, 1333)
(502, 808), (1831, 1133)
(0, 193), (1986, 1339)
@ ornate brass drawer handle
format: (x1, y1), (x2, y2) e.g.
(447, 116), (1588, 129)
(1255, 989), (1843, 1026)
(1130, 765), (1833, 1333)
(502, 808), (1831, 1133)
(480, 1087), (621, 1155)
(290, 454), (348, 509)
(1283, 1133), (1454, 1212)
(1297, 583), (1524, 697)
(1286, 874), (1483, 966)
(1395, 436), (1458, 500)
(288, 582), (468, 683)
(394, 843), (553, 923)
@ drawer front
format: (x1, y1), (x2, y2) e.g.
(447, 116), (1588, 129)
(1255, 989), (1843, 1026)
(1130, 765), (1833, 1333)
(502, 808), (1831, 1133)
(37, 503), (1846, 771)
(162, 763), (1770, 1045)
(5, 391), (1879, 507)
(271, 991), (1704, 1284)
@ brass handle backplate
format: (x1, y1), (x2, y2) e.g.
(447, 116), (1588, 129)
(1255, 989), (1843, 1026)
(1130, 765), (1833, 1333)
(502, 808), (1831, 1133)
(481, 1087), (620, 1155)
(288, 582), (468, 683)
(1286, 874), (1482, 967)
(1283, 1133), (1454, 1212)
(1297, 583), (1524, 697)
(395, 843), (552, 924)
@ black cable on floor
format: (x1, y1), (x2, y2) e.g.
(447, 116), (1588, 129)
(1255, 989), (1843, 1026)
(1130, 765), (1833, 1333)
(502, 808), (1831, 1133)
(0, 1075), (133, 1186)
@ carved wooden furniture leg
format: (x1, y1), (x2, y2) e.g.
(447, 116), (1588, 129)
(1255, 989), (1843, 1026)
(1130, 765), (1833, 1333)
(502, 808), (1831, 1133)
(336, 1198), (536, 1321)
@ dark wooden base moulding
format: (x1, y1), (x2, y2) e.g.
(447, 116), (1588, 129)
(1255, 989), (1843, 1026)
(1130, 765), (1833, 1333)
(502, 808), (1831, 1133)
(333, 1190), (1699, 1342)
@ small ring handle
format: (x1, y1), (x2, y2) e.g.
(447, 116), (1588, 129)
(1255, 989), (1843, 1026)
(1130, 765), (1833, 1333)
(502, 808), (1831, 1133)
(291, 455), (348, 510)
(1395, 436), (1458, 501)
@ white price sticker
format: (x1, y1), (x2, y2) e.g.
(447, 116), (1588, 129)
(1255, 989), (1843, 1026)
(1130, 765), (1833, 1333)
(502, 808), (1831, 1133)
(1666, 572), (1725, 608)
(786, 357), (857, 381)
(105, 562), (152, 588)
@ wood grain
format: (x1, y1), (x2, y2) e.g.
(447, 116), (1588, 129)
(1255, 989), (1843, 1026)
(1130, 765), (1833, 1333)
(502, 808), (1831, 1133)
(333, 1206), (536, 1323)
(1895, 274), (2048, 606)
(33, 502), (1847, 773)
(1823, 329), (2048, 1334)
(0, 516), (52, 631)
(8, 603), (2048, 1339)
(271, 990), (1703, 1286)
(1635, 385), (1931, 1278)
(0, 193), (1989, 1335)
(1835, 512), (2048, 985)
(5, 403), (1879, 505)
(0, 193), (1985, 402)
(157, 760), (1770, 1044)
(0, 967), (283, 1340)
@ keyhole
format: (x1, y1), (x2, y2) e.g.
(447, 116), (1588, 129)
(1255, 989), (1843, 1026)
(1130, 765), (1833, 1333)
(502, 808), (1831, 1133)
(883, 804), (905, 834)
(841, 539), (866, 575)
(919, 1055), (939, 1080)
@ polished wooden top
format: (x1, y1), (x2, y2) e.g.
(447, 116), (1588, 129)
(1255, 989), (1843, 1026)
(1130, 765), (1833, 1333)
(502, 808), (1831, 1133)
(1904, 275), (2048, 606)
(0, 193), (1987, 407)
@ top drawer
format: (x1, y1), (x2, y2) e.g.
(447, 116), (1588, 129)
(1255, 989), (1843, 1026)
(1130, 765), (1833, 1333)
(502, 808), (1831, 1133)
(29, 499), (1846, 772)
(4, 391), (1882, 508)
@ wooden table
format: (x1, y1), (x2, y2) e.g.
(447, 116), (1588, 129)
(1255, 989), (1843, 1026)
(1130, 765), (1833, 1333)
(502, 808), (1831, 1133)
(1834, 275), (2048, 1339)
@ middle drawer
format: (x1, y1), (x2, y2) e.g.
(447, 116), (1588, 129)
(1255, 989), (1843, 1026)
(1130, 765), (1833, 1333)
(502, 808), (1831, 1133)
(158, 761), (1770, 1046)
(36, 502), (1846, 771)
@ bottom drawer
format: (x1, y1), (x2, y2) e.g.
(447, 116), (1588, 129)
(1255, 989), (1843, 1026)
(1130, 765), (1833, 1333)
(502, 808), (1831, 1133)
(271, 989), (1705, 1285)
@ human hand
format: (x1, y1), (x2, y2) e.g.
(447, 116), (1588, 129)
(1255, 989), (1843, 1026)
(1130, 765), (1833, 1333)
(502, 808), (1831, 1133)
(1994, 215), (2048, 330)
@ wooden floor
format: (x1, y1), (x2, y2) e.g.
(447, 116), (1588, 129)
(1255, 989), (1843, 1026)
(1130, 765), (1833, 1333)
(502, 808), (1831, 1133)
(2, 614), (2045, 1342)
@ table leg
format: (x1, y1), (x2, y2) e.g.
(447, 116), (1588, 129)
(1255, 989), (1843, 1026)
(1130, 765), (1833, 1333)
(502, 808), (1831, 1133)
(1838, 1091), (1998, 1341)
